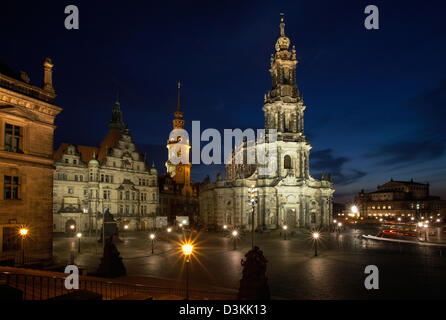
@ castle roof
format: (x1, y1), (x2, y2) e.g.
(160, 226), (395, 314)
(53, 129), (122, 164)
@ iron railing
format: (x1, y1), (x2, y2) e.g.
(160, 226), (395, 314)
(0, 271), (235, 300)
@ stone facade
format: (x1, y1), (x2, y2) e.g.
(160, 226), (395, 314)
(0, 58), (62, 262)
(199, 17), (334, 230)
(53, 100), (158, 233)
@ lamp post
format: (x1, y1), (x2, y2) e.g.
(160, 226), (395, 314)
(150, 233), (155, 254)
(283, 225), (288, 240)
(76, 233), (82, 253)
(232, 230), (238, 250)
(313, 232), (320, 256)
(19, 227), (28, 265)
(182, 243), (193, 300)
(248, 184), (258, 249)
(423, 224), (428, 241)
(337, 222), (342, 233)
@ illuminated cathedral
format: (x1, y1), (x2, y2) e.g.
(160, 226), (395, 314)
(199, 16), (334, 230)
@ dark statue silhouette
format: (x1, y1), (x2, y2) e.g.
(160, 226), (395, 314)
(237, 246), (270, 300)
(96, 235), (126, 278)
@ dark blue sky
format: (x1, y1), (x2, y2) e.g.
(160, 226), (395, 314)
(2, 0), (446, 202)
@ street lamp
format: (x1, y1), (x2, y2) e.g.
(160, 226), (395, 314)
(248, 184), (259, 249)
(223, 224), (228, 231)
(232, 230), (238, 250)
(351, 205), (359, 217)
(150, 233), (155, 254)
(19, 227), (29, 265)
(182, 243), (194, 300)
(337, 222), (342, 233)
(167, 227), (172, 233)
(76, 233), (82, 253)
(313, 232), (320, 256)
(283, 225), (288, 240)
(423, 224), (428, 241)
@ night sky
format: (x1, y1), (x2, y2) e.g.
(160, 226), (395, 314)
(2, 0), (445, 202)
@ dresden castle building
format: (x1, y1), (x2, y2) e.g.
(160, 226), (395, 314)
(199, 17), (334, 230)
(53, 100), (158, 233)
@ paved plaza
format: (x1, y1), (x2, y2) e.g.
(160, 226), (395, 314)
(53, 226), (446, 299)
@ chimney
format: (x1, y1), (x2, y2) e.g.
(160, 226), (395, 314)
(43, 57), (55, 93)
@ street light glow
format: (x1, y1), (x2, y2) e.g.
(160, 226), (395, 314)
(283, 225), (288, 230)
(70, 225), (75, 230)
(76, 232), (82, 238)
(351, 205), (358, 214)
(182, 243), (193, 256)
(312, 232), (320, 239)
(167, 227), (172, 233)
(19, 228), (28, 237)
(124, 225), (129, 230)
(223, 225), (227, 229)
(150, 233), (155, 240)
(232, 230), (238, 237)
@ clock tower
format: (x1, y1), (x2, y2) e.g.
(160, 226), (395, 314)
(165, 82), (192, 188)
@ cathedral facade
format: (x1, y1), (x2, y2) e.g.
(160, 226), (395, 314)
(53, 100), (159, 233)
(199, 17), (334, 230)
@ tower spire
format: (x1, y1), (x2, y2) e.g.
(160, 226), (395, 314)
(109, 95), (125, 131)
(177, 81), (181, 112)
(173, 81), (184, 129)
(280, 13), (285, 36)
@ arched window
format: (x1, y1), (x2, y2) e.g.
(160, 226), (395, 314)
(284, 155), (292, 169)
(311, 212), (316, 224)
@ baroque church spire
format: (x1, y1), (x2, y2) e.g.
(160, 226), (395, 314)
(263, 14), (305, 138)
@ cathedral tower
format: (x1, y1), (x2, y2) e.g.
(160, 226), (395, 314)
(166, 82), (191, 186)
(262, 15), (311, 179)
(263, 14), (306, 141)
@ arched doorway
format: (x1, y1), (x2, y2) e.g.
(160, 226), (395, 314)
(65, 219), (76, 234)
(286, 209), (296, 228)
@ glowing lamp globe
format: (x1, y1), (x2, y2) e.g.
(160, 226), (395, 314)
(182, 244), (193, 256)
